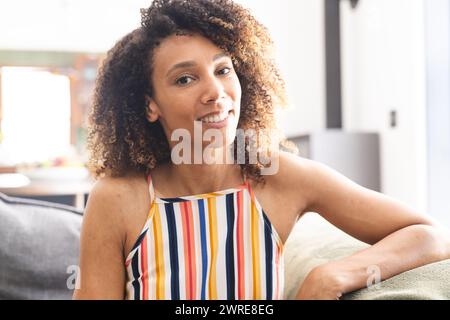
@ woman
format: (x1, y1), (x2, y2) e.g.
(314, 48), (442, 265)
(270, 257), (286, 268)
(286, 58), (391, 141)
(73, 0), (450, 300)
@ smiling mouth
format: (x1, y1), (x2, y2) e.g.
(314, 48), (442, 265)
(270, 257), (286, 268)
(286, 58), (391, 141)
(197, 110), (234, 123)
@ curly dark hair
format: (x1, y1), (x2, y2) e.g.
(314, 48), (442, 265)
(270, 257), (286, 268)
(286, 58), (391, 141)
(87, 0), (295, 183)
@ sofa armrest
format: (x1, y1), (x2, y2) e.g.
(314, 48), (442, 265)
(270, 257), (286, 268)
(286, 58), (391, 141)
(0, 192), (82, 300)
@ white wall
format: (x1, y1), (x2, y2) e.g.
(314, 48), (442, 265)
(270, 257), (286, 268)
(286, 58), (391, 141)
(219, 0), (327, 137)
(425, 0), (450, 226)
(0, 0), (148, 52)
(340, 0), (428, 212)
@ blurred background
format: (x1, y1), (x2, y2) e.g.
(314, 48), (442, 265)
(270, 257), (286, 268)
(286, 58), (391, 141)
(0, 0), (448, 226)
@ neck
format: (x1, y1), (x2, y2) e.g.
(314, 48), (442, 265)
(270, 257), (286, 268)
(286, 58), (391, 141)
(168, 163), (243, 196)
(166, 145), (243, 196)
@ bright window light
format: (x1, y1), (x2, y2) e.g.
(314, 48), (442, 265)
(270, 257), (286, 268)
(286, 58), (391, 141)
(1, 67), (71, 165)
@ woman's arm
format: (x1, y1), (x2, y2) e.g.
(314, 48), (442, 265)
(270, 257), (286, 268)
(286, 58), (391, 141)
(72, 178), (129, 299)
(295, 223), (450, 299)
(281, 153), (450, 299)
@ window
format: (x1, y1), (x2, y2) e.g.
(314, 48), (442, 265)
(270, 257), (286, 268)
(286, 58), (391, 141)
(0, 67), (71, 165)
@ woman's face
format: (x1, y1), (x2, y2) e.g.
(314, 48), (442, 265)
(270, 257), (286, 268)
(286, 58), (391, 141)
(147, 33), (242, 150)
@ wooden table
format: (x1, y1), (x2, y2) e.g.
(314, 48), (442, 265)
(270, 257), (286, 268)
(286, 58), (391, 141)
(0, 176), (95, 210)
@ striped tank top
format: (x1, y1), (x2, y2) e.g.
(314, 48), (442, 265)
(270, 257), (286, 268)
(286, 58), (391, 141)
(124, 174), (285, 300)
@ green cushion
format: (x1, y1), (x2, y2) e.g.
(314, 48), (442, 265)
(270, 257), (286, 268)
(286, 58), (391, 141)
(283, 212), (450, 300)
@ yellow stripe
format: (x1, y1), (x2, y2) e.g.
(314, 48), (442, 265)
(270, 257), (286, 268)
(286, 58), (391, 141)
(195, 192), (222, 199)
(153, 205), (165, 299)
(208, 197), (218, 299)
(251, 199), (261, 299)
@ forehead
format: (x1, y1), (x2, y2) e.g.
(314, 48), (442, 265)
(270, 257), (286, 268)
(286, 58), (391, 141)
(152, 33), (227, 72)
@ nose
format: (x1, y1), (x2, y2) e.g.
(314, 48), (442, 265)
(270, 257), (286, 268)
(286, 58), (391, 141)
(200, 74), (226, 105)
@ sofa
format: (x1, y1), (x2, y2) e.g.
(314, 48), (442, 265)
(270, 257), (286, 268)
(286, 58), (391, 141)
(1, 192), (449, 300)
(0, 192), (82, 299)
(284, 212), (450, 299)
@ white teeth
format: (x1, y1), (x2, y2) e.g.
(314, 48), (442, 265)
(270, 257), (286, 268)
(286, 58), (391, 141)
(201, 111), (230, 123)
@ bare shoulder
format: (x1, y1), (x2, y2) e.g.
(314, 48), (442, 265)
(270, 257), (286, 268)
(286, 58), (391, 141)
(83, 174), (150, 254)
(256, 151), (316, 213)
(263, 151), (360, 212)
(73, 173), (149, 299)
(245, 151), (314, 242)
(266, 151), (365, 212)
(89, 174), (147, 204)
(87, 175), (146, 218)
(262, 150), (312, 184)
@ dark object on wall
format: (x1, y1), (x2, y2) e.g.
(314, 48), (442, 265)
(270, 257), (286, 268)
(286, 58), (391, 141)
(324, 0), (360, 129)
(389, 110), (398, 128)
(350, 0), (360, 9)
(325, 0), (342, 129)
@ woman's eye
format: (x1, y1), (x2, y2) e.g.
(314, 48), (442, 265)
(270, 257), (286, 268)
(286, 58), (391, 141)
(175, 75), (194, 86)
(175, 67), (232, 86)
(218, 67), (231, 75)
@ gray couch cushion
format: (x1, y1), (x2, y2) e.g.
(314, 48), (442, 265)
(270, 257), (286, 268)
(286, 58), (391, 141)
(0, 192), (82, 300)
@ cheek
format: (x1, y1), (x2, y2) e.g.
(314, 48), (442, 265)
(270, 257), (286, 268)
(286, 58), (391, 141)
(161, 95), (195, 120)
(232, 74), (242, 97)
(158, 104), (196, 139)
(230, 76), (242, 112)
(233, 89), (242, 119)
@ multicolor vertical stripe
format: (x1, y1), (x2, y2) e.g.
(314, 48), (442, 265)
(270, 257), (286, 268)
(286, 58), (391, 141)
(125, 176), (285, 300)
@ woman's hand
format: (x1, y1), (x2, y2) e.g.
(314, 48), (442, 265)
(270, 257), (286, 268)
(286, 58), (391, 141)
(294, 264), (348, 300)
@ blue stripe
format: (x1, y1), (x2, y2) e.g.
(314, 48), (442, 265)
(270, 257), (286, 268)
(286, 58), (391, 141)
(225, 193), (236, 299)
(160, 197), (188, 203)
(127, 187), (282, 300)
(165, 203), (180, 299)
(197, 199), (208, 300)
(131, 250), (141, 299)
(262, 211), (273, 300)
(131, 229), (148, 251)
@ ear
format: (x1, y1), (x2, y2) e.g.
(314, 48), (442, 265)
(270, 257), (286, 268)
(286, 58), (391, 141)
(145, 95), (161, 123)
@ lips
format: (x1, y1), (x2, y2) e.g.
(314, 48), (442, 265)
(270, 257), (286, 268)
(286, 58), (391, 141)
(199, 111), (234, 129)
(198, 109), (234, 123)
(200, 110), (228, 123)
(197, 100), (234, 122)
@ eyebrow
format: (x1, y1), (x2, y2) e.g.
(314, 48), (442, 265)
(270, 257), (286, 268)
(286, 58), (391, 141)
(165, 52), (229, 77)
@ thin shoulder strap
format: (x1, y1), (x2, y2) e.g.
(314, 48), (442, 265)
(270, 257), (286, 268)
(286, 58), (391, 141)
(241, 170), (249, 188)
(242, 171), (257, 200)
(147, 173), (156, 203)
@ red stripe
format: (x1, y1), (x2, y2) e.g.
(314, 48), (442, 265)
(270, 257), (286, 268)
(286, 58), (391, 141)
(275, 244), (280, 299)
(181, 202), (192, 299)
(182, 202), (191, 299)
(126, 176), (284, 300)
(185, 202), (197, 299)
